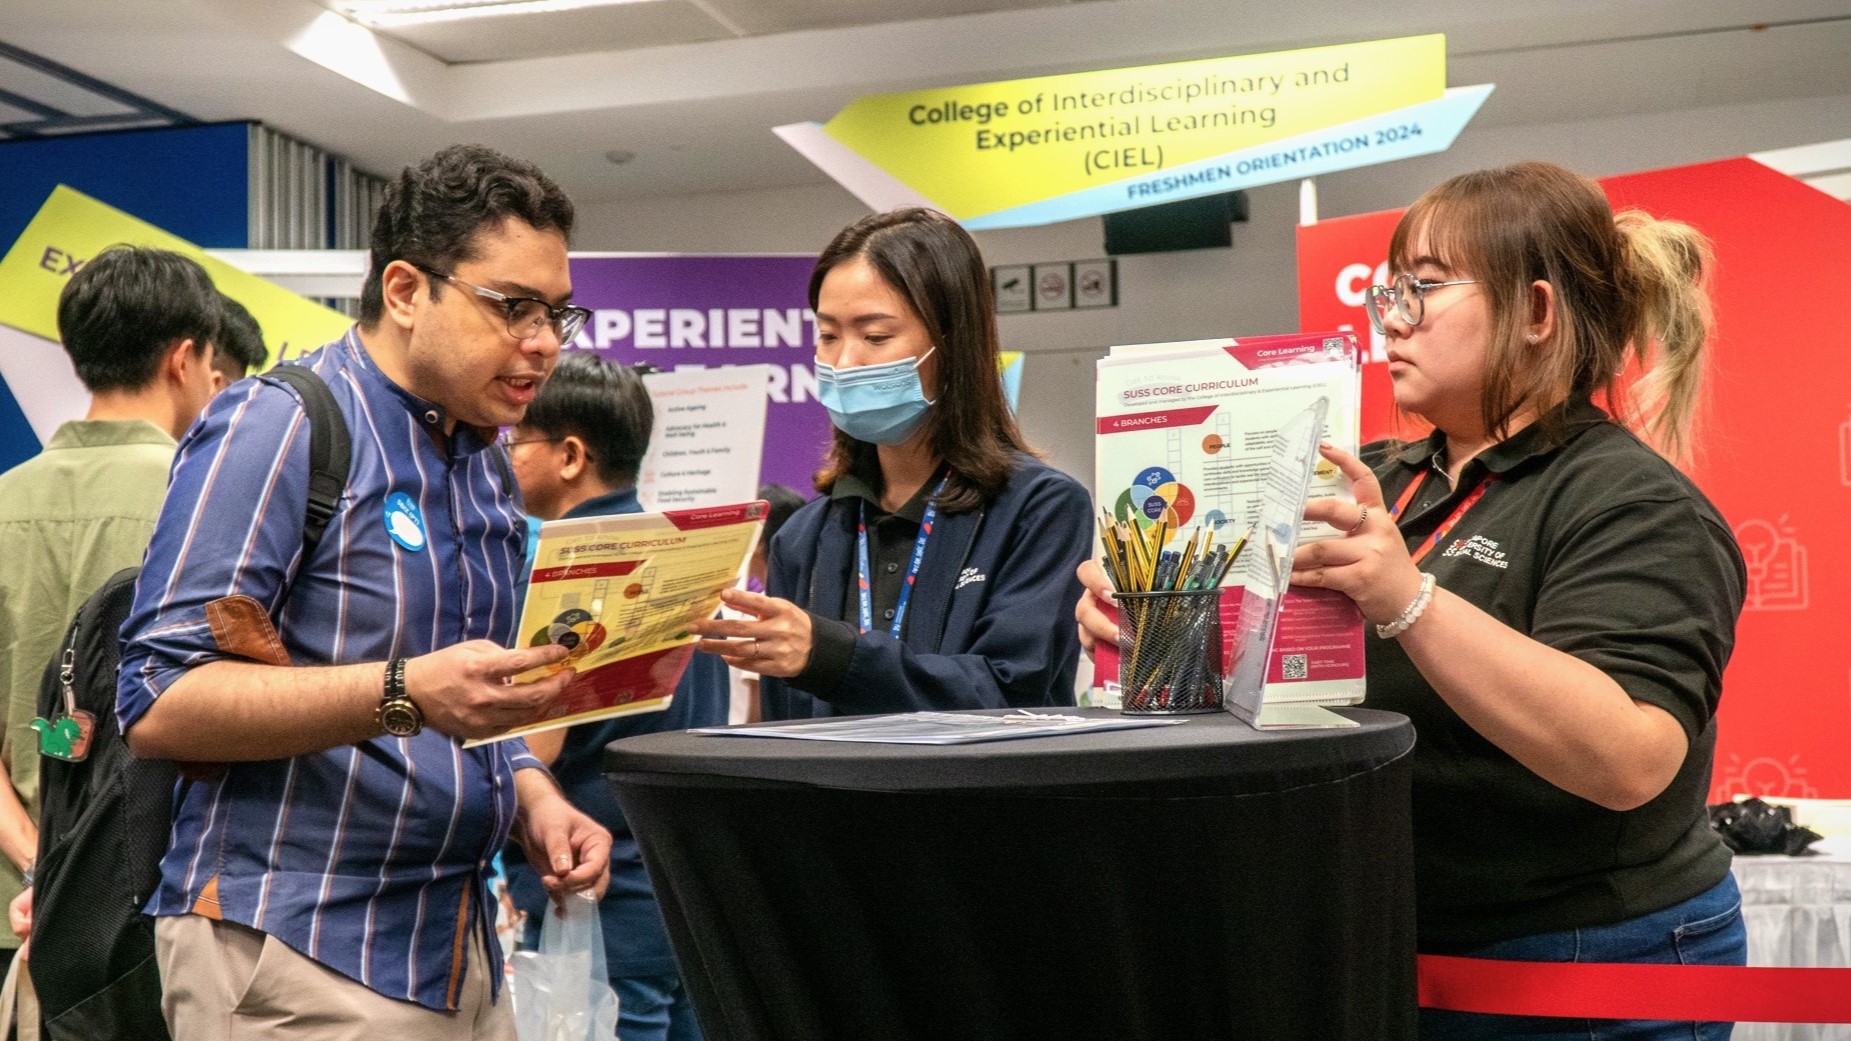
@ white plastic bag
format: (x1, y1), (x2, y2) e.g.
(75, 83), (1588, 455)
(512, 891), (621, 1041)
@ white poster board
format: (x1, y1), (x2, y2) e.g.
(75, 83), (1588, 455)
(638, 365), (770, 510)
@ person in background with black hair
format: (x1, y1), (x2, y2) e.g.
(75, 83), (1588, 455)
(691, 208), (1093, 718)
(502, 353), (723, 1041)
(209, 294), (270, 392)
(726, 483), (808, 723)
(0, 245), (237, 1003)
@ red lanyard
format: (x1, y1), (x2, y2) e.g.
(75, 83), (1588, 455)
(1390, 470), (1495, 565)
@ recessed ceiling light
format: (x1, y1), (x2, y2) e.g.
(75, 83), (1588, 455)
(331, 0), (657, 28)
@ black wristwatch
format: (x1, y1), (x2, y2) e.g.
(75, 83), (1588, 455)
(377, 658), (424, 737)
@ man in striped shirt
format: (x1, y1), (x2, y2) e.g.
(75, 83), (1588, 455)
(118, 145), (610, 1040)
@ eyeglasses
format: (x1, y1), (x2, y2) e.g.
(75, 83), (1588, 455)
(1365, 274), (1479, 335)
(419, 267), (592, 344)
(496, 431), (597, 463)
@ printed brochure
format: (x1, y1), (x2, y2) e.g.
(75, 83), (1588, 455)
(465, 501), (766, 746)
(1093, 331), (1365, 713)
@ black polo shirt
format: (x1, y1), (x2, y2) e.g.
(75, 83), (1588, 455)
(1367, 398), (1743, 946)
(789, 451), (939, 695)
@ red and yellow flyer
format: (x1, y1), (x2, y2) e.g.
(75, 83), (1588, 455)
(466, 501), (766, 746)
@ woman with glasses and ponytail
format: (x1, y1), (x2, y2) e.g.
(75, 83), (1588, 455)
(1079, 162), (1746, 1040)
(692, 208), (1093, 719)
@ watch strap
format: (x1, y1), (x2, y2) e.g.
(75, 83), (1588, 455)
(384, 657), (407, 704)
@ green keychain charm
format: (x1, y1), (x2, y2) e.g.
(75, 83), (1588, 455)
(33, 648), (94, 762)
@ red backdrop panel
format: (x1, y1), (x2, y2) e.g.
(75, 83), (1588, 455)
(1296, 157), (1851, 800)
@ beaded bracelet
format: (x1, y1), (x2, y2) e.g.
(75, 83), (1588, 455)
(1375, 572), (1436, 639)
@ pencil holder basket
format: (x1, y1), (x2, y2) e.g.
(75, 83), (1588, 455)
(1115, 589), (1225, 715)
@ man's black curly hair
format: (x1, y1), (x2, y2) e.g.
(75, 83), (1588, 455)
(359, 144), (575, 324)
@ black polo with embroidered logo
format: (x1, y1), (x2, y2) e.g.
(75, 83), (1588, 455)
(1364, 397), (1744, 946)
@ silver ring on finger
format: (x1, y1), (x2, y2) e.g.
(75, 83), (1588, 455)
(750, 638), (761, 660)
(1346, 505), (1370, 534)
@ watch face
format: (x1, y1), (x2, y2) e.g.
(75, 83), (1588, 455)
(380, 699), (423, 737)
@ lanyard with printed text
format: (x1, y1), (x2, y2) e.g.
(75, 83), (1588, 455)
(1390, 470), (1496, 566)
(857, 477), (948, 637)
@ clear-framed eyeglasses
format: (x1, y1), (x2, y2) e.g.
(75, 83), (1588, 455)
(1365, 274), (1478, 335)
(420, 267), (592, 345)
(495, 430), (595, 464)
(496, 431), (559, 450)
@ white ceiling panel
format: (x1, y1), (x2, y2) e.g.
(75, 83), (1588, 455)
(700, 0), (1072, 37)
(365, 1), (737, 63)
(0, 55), (138, 118)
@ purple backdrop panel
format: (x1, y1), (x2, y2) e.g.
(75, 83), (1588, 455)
(567, 255), (827, 496)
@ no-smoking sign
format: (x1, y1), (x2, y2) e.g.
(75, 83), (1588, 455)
(1031, 263), (1071, 310)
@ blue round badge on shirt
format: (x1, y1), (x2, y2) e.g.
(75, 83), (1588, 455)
(384, 492), (427, 552)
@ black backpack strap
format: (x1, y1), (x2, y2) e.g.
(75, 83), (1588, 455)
(259, 365), (352, 557)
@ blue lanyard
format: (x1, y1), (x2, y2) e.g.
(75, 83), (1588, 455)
(857, 477), (947, 637)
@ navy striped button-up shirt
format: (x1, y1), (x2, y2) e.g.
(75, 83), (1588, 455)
(119, 329), (543, 1010)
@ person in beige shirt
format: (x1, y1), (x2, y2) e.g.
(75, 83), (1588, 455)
(0, 247), (260, 978)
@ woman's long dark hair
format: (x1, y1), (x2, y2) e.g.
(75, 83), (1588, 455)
(809, 208), (1035, 512)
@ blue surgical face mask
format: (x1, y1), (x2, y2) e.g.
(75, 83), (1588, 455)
(814, 347), (936, 445)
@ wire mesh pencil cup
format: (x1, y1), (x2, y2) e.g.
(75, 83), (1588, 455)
(1115, 589), (1225, 715)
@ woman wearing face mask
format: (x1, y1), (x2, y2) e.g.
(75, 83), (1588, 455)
(1077, 163), (1744, 1040)
(691, 208), (1093, 718)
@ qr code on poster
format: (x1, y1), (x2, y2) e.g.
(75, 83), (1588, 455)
(1281, 654), (1308, 680)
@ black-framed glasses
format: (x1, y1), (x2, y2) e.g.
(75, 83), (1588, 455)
(420, 267), (592, 344)
(1365, 274), (1478, 335)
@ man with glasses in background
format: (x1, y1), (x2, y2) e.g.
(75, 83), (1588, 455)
(118, 144), (607, 1041)
(500, 354), (727, 1041)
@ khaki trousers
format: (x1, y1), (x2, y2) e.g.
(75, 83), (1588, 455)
(155, 914), (515, 1041)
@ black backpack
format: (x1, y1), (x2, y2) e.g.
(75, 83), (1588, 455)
(28, 365), (351, 1040)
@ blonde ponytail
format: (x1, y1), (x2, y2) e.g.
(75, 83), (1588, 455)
(1615, 210), (1714, 465)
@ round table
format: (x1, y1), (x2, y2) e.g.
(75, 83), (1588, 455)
(607, 707), (1416, 1041)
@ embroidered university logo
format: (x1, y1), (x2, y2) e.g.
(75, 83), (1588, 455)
(957, 567), (987, 590)
(1441, 534), (1509, 569)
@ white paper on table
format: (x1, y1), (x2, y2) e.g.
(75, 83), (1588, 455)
(695, 711), (1185, 745)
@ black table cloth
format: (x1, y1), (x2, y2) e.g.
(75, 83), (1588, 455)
(606, 707), (1416, 1041)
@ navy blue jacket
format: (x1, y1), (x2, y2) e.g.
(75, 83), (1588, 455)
(761, 456), (1093, 718)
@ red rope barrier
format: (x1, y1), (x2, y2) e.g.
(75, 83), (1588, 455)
(1418, 955), (1851, 1023)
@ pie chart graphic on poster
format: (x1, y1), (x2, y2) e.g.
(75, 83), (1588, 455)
(529, 607), (608, 664)
(1114, 466), (1195, 528)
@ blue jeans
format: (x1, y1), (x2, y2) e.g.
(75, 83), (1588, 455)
(615, 973), (704, 1041)
(1420, 874), (1747, 1041)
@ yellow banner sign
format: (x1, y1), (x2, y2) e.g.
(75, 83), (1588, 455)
(0, 185), (352, 364)
(817, 35), (1447, 223)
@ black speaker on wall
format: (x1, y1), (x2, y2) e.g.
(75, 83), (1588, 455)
(1103, 191), (1249, 255)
